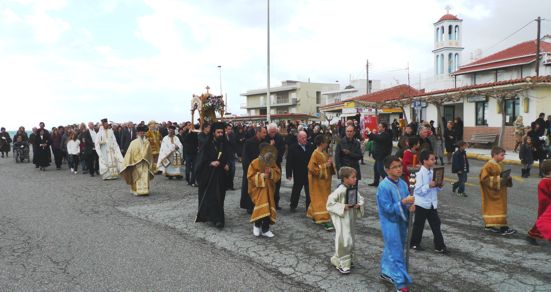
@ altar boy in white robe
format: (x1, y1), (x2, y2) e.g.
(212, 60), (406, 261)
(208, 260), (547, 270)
(157, 125), (184, 179)
(326, 166), (364, 274)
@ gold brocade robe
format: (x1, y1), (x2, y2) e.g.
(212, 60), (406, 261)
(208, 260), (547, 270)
(120, 137), (155, 196)
(307, 149), (335, 224)
(247, 158), (281, 224)
(479, 159), (510, 227)
(146, 129), (161, 171)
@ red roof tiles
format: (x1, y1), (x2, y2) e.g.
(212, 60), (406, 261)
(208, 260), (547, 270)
(437, 14), (461, 22)
(412, 75), (551, 98)
(354, 84), (423, 103)
(454, 39), (551, 75)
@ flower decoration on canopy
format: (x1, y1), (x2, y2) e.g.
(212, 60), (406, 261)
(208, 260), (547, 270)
(202, 94), (225, 112)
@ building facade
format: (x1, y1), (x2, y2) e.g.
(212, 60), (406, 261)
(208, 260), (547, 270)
(240, 80), (339, 117)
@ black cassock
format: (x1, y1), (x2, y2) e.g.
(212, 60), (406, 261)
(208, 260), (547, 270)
(240, 136), (262, 211)
(195, 138), (230, 227)
(34, 131), (51, 168)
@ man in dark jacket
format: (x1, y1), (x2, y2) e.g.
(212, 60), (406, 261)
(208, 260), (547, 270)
(335, 125), (363, 183)
(366, 122), (393, 186)
(240, 126), (267, 213)
(265, 123), (286, 210)
(225, 124), (239, 190)
(396, 124), (416, 158)
(451, 141), (469, 196)
(120, 122), (136, 156)
(183, 123), (199, 186)
(286, 130), (314, 211)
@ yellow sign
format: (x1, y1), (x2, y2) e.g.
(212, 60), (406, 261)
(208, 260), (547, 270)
(344, 101), (356, 108)
(380, 108), (403, 113)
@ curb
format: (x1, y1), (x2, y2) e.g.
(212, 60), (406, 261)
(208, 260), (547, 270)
(465, 153), (538, 167)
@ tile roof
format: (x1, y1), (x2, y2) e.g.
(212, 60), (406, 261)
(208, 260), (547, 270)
(437, 14), (461, 22)
(353, 84), (423, 103)
(454, 39), (551, 75)
(320, 84), (422, 109)
(412, 75), (551, 98)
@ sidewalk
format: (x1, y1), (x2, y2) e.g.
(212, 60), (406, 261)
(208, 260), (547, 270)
(466, 147), (525, 166)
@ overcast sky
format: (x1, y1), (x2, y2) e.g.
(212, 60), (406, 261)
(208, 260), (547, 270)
(0, 0), (550, 130)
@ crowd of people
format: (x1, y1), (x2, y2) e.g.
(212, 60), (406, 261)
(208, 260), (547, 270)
(2, 115), (551, 292)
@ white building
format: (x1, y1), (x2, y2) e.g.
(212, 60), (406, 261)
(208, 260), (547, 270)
(319, 79), (382, 106)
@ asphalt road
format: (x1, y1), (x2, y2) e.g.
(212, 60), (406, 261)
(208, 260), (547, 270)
(0, 152), (550, 291)
(0, 156), (311, 291)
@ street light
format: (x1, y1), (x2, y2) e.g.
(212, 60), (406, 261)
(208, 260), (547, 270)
(217, 65), (226, 112)
(266, 0), (271, 123)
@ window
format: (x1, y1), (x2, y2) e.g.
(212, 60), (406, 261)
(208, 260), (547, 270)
(504, 98), (520, 125)
(454, 53), (459, 71)
(440, 26), (445, 41)
(439, 54), (444, 74)
(316, 91), (321, 104)
(475, 101), (488, 125)
(444, 105), (455, 123)
(454, 25), (459, 40)
(448, 25), (453, 40)
(448, 53), (453, 73)
(436, 27), (439, 42)
(435, 55), (440, 75)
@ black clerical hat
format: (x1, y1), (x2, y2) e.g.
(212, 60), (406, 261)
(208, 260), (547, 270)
(211, 122), (226, 131)
(168, 125), (176, 130)
(136, 125), (148, 132)
(101, 118), (108, 123)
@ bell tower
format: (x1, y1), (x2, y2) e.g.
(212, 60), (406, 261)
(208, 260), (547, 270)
(433, 8), (464, 79)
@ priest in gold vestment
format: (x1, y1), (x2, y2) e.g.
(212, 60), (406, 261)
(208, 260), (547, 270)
(307, 135), (336, 231)
(120, 125), (154, 196)
(248, 143), (281, 238)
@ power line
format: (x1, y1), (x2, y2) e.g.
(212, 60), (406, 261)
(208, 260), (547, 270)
(483, 19), (534, 52)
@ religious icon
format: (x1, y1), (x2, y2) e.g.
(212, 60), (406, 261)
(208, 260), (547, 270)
(500, 169), (512, 187)
(432, 166), (445, 187)
(345, 184), (358, 206)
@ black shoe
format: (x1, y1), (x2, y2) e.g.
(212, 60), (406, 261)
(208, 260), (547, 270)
(526, 236), (539, 245)
(276, 206), (282, 210)
(410, 245), (425, 251)
(290, 207), (297, 213)
(501, 228), (517, 236)
(368, 182), (379, 187)
(486, 227), (501, 233)
(379, 273), (394, 284)
(90, 173), (95, 177)
(246, 208), (253, 215)
(215, 222), (224, 229)
(435, 248), (450, 255)
(35, 165), (39, 168)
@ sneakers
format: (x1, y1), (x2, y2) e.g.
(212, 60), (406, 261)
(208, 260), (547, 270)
(526, 236), (539, 245)
(435, 248), (451, 255)
(70, 168), (74, 173)
(337, 267), (350, 274)
(261, 230), (274, 238)
(253, 225), (261, 237)
(501, 228), (517, 236)
(451, 182), (457, 193)
(324, 223), (335, 231)
(456, 192), (468, 197)
(486, 227), (501, 233)
(410, 245), (425, 251)
(73, 170), (78, 175)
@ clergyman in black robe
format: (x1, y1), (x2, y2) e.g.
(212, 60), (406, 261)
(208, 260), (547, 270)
(195, 122), (231, 229)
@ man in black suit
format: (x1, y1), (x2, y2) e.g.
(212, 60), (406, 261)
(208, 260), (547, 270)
(265, 123), (286, 210)
(120, 122), (136, 156)
(225, 124), (238, 190)
(183, 123), (199, 186)
(366, 122), (393, 186)
(240, 126), (267, 213)
(82, 127), (98, 177)
(286, 130), (314, 212)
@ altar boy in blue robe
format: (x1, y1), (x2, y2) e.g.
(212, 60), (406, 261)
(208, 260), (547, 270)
(376, 156), (415, 292)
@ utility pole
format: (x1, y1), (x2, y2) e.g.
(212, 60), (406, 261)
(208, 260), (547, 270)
(266, 0), (271, 123)
(217, 65), (226, 112)
(536, 16), (541, 78)
(366, 59), (370, 94)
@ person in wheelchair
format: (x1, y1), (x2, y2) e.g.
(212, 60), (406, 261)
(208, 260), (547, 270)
(13, 135), (30, 163)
